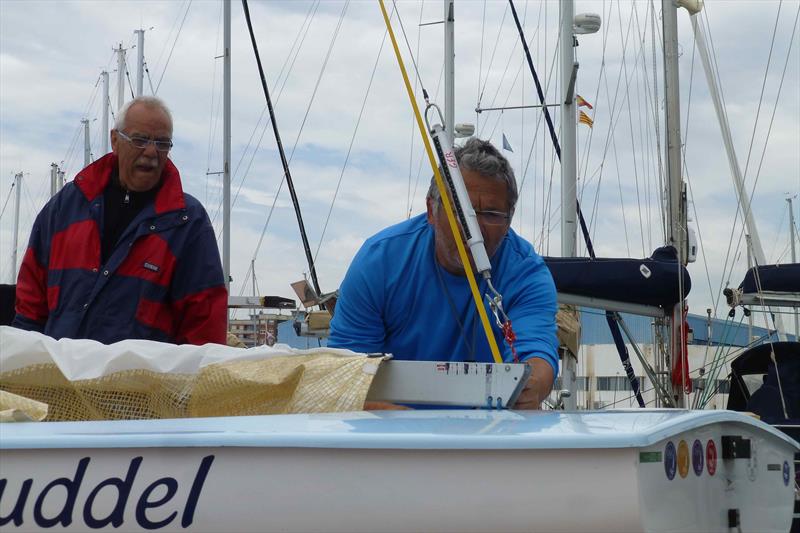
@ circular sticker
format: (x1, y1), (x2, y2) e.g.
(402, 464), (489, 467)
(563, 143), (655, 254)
(784, 461), (791, 487)
(664, 441), (677, 480)
(707, 439), (717, 476)
(678, 440), (690, 478)
(692, 439), (704, 476)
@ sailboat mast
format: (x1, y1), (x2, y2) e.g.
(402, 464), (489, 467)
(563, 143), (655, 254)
(444, 0), (454, 142)
(559, 0), (579, 410)
(662, 0), (688, 407)
(50, 163), (58, 198)
(101, 71), (109, 155)
(11, 172), (22, 283)
(116, 44), (126, 110)
(560, 1), (577, 259)
(82, 119), (91, 167)
(223, 0), (231, 293)
(789, 196), (799, 338)
(135, 29), (145, 97)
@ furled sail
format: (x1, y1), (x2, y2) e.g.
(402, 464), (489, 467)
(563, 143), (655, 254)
(544, 245), (692, 311)
(725, 263), (800, 308)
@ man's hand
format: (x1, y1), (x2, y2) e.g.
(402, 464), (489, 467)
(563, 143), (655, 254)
(363, 401), (412, 411)
(514, 358), (555, 410)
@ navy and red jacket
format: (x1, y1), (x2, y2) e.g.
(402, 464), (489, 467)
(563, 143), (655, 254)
(13, 153), (228, 345)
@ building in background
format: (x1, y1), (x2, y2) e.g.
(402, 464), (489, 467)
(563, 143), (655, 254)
(229, 312), (292, 348)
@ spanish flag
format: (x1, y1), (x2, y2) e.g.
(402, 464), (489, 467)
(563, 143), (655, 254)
(579, 110), (594, 128)
(576, 94), (593, 109)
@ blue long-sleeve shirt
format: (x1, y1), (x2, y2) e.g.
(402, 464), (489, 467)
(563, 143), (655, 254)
(329, 214), (559, 376)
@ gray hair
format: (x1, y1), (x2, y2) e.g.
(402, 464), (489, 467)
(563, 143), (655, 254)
(426, 137), (518, 215)
(114, 96), (173, 133)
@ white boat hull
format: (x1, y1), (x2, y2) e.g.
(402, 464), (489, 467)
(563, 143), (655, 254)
(1, 410), (797, 532)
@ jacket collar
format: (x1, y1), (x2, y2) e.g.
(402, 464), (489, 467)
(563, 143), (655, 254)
(74, 153), (186, 214)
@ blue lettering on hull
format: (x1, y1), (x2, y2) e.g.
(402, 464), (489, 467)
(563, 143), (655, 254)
(0, 454), (215, 529)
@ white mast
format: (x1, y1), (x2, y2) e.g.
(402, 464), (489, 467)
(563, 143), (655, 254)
(789, 196), (798, 338)
(82, 119), (91, 167)
(444, 0), (454, 142)
(135, 29), (145, 97)
(11, 172), (22, 282)
(559, 0), (578, 410)
(560, 0), (577, 260)
(116, 43), (127, 111)
(662, 0), (689, 407)
(223, 0), (231, 293)
(50, 163), (59, 198)
(101, 70), (110, 154)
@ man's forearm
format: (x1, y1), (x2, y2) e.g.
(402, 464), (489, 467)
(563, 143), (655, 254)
(515, 357), (555, 409)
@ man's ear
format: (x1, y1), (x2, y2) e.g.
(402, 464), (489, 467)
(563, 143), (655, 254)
(110, 129), (119, 154)
(426, 197), (436, 225)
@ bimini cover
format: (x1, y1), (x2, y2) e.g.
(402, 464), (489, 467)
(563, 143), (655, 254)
(727, 341), (800, 428)
(544, 246), (691, 309)
(739, 263), (800, 294)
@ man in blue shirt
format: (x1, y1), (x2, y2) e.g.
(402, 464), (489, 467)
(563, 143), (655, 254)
(329, 138), (558, 409)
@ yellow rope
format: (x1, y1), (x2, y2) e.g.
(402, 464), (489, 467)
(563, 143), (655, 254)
(378, 0), (502, 363)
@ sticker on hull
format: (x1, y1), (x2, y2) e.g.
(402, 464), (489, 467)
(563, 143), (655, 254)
(692, 439), (704, 476)
(664, 441), (677, 480)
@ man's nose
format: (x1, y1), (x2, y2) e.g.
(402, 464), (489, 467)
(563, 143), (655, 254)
(142, 141), (159, 157)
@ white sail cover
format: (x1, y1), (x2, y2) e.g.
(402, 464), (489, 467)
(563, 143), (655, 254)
(0, 326), (380, 421)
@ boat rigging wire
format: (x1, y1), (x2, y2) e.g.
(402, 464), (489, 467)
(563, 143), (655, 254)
(405, 0), (425, 219)
(312, 26), (389, 271)
(507, 0), (595, 259)
(240, 0), (348, 300)
(407, 64), (444, 217)
(0, 183), (15, 222)
(712, 2), (783, 309)
(476, 1), (510, 132)
(241, 0), (325, 300)
(475, 0), (487, 131)
(155, 0), (193, 94)
(615, 1), (646, 257)
(212, 0), (321, 233)
(710, 2), (799, 319)
(378, 0), (502, 364)
(205, 0), (225, 206)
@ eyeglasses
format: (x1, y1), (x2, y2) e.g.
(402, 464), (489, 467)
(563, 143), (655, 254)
(475, 210), (511, 226)
(116, 130), (173, 152)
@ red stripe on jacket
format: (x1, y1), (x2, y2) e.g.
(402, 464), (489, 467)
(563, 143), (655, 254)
(50, 220), (101, 271)
(135, 298), (176, 338)
(117, 234), (177, 286)
(172, 286), (228, 345)
(135, 286), (227, 344)
(15, 247), (49, 322)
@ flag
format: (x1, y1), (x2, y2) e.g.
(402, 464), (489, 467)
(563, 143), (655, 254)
(576, 94), (593, 109)
(502, 133), (514, 152)
(578, 111), (594, 128)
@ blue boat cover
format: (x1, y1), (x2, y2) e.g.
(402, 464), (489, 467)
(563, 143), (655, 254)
(544, 246), (691, 309)
(727, 341), (800, 424)
(739, 263), (800, 294)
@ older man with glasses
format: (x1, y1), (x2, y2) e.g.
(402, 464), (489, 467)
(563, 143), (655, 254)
(13, 96), (227, 346)
(329, 137), (558, 409)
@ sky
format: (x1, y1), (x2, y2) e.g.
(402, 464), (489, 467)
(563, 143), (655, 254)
(0, 0), (798, 329)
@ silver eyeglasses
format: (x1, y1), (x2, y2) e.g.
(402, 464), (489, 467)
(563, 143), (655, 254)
(117, 130), (173, 152)
(474, 210), (511, 226)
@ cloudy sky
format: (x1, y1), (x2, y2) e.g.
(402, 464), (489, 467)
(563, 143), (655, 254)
(1, 0), (798, 330)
